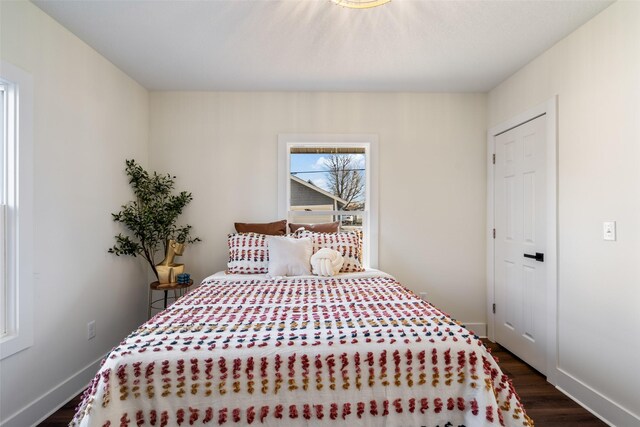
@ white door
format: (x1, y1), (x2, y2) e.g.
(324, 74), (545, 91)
(494, 114), (547, 375)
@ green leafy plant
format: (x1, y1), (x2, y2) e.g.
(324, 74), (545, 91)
(108, 159), (201, 279)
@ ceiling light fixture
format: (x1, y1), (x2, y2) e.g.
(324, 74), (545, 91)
(332, 0), (391, 9)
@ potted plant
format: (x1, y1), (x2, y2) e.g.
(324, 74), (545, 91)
(108, 159), (201, 281)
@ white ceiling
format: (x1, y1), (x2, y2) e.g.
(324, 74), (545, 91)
(33, 0), (613, 92)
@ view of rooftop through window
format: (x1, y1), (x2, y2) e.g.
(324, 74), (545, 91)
(289, 147), (365, 229)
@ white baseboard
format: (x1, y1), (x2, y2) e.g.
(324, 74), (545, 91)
(463, 322), (487, 338)
(0, 354), (105, 427)
(556, 368), (640, 427)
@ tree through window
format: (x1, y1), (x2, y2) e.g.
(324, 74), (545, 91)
(278, 136), (378, 268)
(289, 147), (365, 229)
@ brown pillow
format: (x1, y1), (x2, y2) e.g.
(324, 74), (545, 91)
(289, 221), (340, 233)
(235, 219), (287, 236)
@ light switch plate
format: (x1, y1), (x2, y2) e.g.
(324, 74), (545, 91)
(603, 221), (616, 241)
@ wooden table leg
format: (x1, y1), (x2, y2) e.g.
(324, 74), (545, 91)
(148, 285), (152, 319)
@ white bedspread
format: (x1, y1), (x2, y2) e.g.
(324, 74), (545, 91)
(72, 270), (532, 427)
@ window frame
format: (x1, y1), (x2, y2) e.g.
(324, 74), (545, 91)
(1, 82), (6, 338)
(0, 61), (34, 360)
(278, 134), (379, 268)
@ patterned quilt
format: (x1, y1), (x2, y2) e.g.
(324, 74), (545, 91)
(72, 271), (533, 427)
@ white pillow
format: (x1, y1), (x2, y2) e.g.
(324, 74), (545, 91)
(266, 236), (313, 277)
(311, 248), (344, 277)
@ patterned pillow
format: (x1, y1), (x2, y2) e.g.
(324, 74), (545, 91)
(227, 233), (269, 274)
(296, 230), (364, 273)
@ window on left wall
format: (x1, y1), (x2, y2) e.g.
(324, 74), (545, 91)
(0, 81), (8, 339)
(0, 82), (7, 338)
(0, 62), (34, 359)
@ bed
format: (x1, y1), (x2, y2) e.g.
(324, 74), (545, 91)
(71, 269), (532, 427)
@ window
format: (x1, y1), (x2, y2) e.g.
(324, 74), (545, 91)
(0, 61), (34, 359)
(278, 134), (378, 268)
(1, 82), (6, 337)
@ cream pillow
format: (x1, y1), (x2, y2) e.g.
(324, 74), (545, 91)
(310, 248), (344, 277)
(266, 236), (313, 277)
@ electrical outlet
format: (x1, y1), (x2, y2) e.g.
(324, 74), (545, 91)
(419, 292), (428, 301)
(87, 320), (96, 340)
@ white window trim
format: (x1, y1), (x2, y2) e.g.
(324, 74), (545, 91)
(278, 134), (379, 268)
(0, 61), (34, 360)
(1, 84), (6, 338)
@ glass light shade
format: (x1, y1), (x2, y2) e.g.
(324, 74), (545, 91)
(332, 0), (391, 9)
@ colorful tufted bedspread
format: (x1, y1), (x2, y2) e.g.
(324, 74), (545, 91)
(72, 271), (533, 427)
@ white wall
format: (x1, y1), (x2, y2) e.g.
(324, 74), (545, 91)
(150, 92), (487, 330)
(0, 2), (149, 426)
(10, 1), (635, 424)
(488, 1), (640, 424)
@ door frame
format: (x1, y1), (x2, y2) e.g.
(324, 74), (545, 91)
(486, 96), (558, 384)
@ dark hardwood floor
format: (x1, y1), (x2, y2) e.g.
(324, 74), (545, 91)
(484, 342), (608, 427)
(37, 393), (83, 426)
(38, 342), (608, 426)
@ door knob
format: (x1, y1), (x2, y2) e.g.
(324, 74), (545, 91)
(523, 252), (544, 262)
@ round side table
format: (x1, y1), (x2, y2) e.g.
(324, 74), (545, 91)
(147, 279), (194, 319)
